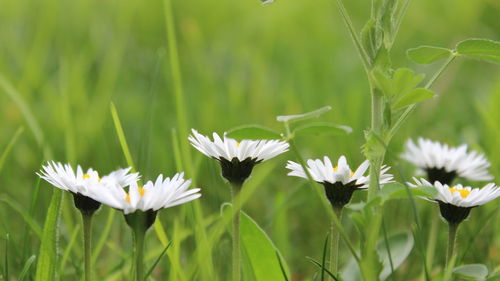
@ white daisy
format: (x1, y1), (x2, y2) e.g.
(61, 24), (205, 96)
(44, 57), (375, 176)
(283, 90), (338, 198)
(286, 156), (393, 207)
(89, 173), (201, 215)
(37, 161), (139, 213)
(409, 178), (500, 224)
(401, 138), (493, 184)
(409, 178), (500, 208)
(189, 129), (289, 185)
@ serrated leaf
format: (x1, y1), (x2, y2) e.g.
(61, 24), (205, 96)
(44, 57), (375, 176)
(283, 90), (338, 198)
(393, 88), (435, 110)
(456, 39), (500, 64)
(277, 106), (331, 123)
(454, 264), (489, 280)
(293, 122), (352, 137)
(226, 125), (281, 140)
(407, 46), (452, 64)
(241, 212), (290, 281)
(393, 68), (424, 95)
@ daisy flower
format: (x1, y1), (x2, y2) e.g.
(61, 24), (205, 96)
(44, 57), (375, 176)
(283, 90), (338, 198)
(286, 156), (393, 207)
(401, 138), (493, 185)
(37, 161), (139, 214)
(189, 129), (289, 185)
(410, 178), (500, 224)
(90, 173), (201, 215)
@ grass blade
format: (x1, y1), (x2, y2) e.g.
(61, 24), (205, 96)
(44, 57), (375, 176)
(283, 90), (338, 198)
(307, 257), (342, 281)
(34, 189), (62, 281)
(4, 234), (9, 281)
(275, 252), (290, 281)
(110, 103), (136, 172)
(144, 241), (172, 280)
(19, 255), (37, 281)
(321, 234), (329, 281)
(0, 127), (24, 174)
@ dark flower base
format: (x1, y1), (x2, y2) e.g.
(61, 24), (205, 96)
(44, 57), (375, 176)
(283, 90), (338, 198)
(322, 181), (363, 208)
(124, 210), (158, 232)
(426, 168), (457, 185)
(438, 201), (473, 224)
(73, 192), (101, 216)
(219, 157), (260, 186)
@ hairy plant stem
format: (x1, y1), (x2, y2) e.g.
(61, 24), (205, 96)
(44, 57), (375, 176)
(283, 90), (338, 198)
(446, 223), (459, 269)
(330, 207), (343, 277)
(230, 182), (242, 281)
(82, 213), (93, 281)
(133, 228), (146, 281)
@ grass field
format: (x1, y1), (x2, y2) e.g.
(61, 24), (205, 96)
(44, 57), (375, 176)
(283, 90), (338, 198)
(1, 0), (499, 280)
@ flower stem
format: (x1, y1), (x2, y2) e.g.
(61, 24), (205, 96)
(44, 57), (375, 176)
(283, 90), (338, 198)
(133, 228), (146, 281)
(446, 222), (459, 269)
(330, 207), (343, 277)
(230, 182), (242, 281)
(81, 212), (93, 281)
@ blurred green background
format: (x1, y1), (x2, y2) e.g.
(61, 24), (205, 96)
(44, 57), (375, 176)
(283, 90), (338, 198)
(1, 0), (499, 280)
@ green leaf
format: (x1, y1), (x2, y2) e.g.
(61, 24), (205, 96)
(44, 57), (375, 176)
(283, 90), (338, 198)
(276, 106), (331, 123)
(407, 46), (452, 64)
(378, 232), (414, 280)
(393, 68), (424, 95)
(293, 122), (352, 137)
(343, 233), (415, 281)
(241, 212), (290, 281)
(456, 39), (500, 64)
(393, 88), (435, 109)
(361, 19), (383, 61)
(372, 70), (393, 97)
(454, 264), (489, 280)
(226, 125), (282, 140)
(35, 189), (62, 281)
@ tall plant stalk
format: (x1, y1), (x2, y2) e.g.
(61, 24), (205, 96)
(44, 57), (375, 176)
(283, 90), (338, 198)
(133, 228), (146, 281)
(82, 213), (93, 281)
(446, 223), (458, 269)
(230, 182), (242, 281)
(330, 207), (343, 276)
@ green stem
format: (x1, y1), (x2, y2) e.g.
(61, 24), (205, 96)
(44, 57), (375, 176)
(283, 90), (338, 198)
(334, 0), (371, 70)
(330, 207), (343, 277)
(446, 223), (459, 269)
(82, 213), (93, 281)
(230, 182), (242, 281)
(134, 228), (146, 281)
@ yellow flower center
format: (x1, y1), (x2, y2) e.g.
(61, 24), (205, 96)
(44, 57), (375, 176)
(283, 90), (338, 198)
(448, 187), (470, 198)
(82, 174), (101, 182)
(125, 186), (146, 203)
(236, 142), (241, 147)
(332, 166), (355, 177)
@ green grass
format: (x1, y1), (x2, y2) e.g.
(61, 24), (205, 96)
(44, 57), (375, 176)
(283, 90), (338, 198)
(1, 0), (499, 280)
